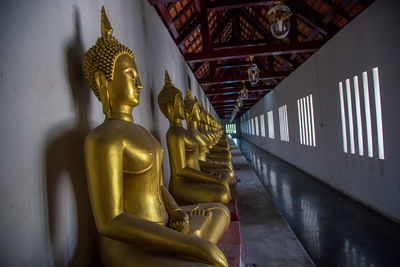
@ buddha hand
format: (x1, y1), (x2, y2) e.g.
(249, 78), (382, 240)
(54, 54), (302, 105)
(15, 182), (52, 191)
(209, 172), (229, 185)
(169, 208), (190, 233)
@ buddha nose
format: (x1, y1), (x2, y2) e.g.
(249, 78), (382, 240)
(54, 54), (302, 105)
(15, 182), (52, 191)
(136, 77), (143, 90)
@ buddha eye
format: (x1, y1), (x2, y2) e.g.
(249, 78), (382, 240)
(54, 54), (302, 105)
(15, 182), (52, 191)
(128, 72), (135, 78)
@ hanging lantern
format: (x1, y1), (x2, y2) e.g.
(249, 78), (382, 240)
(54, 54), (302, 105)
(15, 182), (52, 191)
(247, 55), (260, 86)
(267, 1), (292, 40)
(237, 97), (243, 107)
(240, 80), (249, 100)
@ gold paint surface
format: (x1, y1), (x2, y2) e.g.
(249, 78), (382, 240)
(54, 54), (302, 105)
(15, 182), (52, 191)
(82, 7), (230, 267)
(159, 72), (233, 205)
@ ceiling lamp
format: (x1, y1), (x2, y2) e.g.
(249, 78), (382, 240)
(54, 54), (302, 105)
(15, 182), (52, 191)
(247, 55), (260, 86)
(267, 1), (293, 40)
(230, 81), (249, 122)
(240, 80), (249, 100)
(236, 97), (243, 107)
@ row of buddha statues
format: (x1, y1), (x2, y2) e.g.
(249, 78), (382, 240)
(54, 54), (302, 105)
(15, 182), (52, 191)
(82, 7), (234, 266)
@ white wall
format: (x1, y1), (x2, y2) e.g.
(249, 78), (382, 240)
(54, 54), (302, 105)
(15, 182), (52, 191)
(0, 0), (216, 266)
(241, 0), (400, 222)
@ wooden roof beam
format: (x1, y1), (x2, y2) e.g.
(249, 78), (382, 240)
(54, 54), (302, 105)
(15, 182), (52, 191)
(293, 0), (338, 37)
(214, 39), (269, 49)
(149, 0), (178, 4)
(239, 9), (275, 43)
(239, 10), (298, 68)
(215, 60), (251, 69)
(157, 4), (180, 39)
(184, 40), (324, 63)
(172, 2), (195, 23)
(207, 86), (273, 96)
(207, 0), (281, 11)
(198, 71), (290, 85)
(211, 10), (234, 44)
(195, 0), (212, 52)
(176, 17), (201, 47)
(211, 95), (263, 102)
(213, 102), (257, 108)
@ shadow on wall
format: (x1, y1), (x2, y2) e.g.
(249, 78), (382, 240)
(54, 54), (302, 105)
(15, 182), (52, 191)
(44, 8), (99, 267)
(148, 71), (161, 142)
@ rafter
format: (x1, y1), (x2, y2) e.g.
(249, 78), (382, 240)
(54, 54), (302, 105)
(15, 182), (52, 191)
(176, 17), (201, 47)
(207, 0), (277, 11)
(149, 0), (178, 4)
(195, 0), (212, 52)
(184, 41), (324, 63)
(208, 82), (275, 92)
(211, 10), (234, 43)
(214, 39), (269, 49)
(239, 9), (298, 68)
(172, 2), (195, 23)
(215, 60), (250, 69)
(213, 103), (257, 109)
(207, 86), (273, 96)
(293, 0), (338, 37)
(239, 9), (274, 43)
(199, 71), (289, 85)
(212, 93), (266, 101)
(157, 4), (179, 39)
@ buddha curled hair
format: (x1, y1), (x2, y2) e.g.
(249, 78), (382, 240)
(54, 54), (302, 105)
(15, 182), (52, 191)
(158, 71), (182, 117)
(82, 6), (134, 101)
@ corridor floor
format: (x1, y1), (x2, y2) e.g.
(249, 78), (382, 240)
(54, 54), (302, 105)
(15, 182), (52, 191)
(235, 138), (400, 267)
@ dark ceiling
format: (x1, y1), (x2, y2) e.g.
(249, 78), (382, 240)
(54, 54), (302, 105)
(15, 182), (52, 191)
(149, 0), (374, 119)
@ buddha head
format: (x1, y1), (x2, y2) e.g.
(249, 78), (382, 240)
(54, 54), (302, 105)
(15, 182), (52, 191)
(158, 71), (185, 123)
(82, 6), (142, 117)
(183, 87), (201, 124)
(199, 103), (207, 124)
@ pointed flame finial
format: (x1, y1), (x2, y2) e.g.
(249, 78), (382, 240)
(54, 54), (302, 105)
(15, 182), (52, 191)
(165, 70), (171, 84)
(101, 6), (113, 37)
(184, 86), (194, 101)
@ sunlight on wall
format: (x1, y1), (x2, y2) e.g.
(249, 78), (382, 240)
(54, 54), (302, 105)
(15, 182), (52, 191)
(297, 95), (316, 147)
(339, 67), (384, 159)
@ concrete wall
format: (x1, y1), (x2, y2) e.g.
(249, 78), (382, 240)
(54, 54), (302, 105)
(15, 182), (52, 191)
(240, 0), (400, 222)
(0, 0), (216, 266)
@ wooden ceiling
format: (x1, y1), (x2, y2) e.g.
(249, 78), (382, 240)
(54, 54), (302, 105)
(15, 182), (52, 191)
(149, 0), (374, 119)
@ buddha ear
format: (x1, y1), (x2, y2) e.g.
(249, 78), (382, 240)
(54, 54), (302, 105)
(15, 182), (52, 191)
(95, 71), (111, 116)
(167, 103), (173, 120)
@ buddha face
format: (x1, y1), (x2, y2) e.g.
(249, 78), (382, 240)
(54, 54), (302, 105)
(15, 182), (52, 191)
(173, 93), (185, 120)
(191, 103), (201, 123)
(108, 54), (143, 107)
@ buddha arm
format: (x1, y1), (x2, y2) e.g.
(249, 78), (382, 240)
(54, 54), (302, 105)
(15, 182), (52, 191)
(209, 147), (229, 153)
(207, 152), (231, 160)
(177, 167), (227, 187)
(167, 132), (226, 187)
(84, 136), (224, 265)
(199, 160), (231, 170)
(160, 185), (180, 212)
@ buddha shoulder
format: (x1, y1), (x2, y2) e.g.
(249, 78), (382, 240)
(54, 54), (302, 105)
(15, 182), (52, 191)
(166, 126), (187, 139)
(85, 121), (159, 172)
(84, 121), (125, 152)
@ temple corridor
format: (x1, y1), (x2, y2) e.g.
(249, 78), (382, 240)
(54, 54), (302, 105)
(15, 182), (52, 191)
(234, 138), (400, 267)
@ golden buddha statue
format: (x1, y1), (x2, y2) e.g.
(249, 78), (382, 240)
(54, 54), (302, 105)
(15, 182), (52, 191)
(207, 114), (229, 149)
(158, 72), (231, 205)
(184, 88), (233, 168)
(183, 88), (233, 180)
(83, 7), (230, 266)
(198, 106), (231, 158)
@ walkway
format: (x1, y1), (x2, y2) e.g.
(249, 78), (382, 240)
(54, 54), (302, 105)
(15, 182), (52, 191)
(235, 138), (400, 267)
(230, 140), (314, 267)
